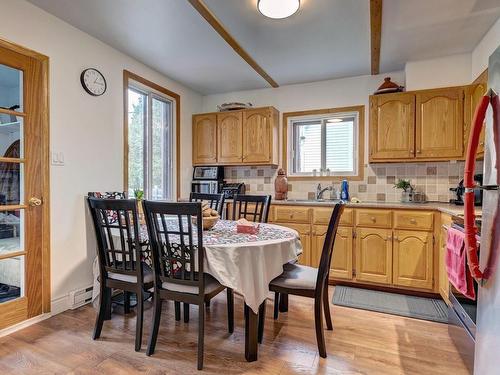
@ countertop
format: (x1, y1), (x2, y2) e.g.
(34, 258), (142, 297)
(269, 199), (482, 217)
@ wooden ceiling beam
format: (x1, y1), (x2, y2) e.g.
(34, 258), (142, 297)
(187, 0), (279, 88)
(370, 0), (382, 75)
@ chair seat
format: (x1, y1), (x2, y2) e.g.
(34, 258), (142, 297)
(108, 262), (154, 284)
(270, 263), (318, 291)
(162, 273), (222, 295)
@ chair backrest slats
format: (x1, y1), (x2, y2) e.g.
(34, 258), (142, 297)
(189, 192), (225, 216)
(232, 194), (271, 223)
(315, 203), (345, 290)
(143, 201), (205, 295)
(87, 197), (143, 281)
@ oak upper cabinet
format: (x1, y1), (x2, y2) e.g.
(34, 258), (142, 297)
(415, 87), (464, 159)
(465, 81), (487, 158)
(355, 228), (393, 285)
(193, 114), (217, 165)
(217, 111), (243, 163)
(242, 107), (279, 164)
(393, 230), (433, 290)
(369, 93), (415, 161)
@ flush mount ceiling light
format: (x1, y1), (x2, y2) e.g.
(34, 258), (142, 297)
(258, 0), (300, 19)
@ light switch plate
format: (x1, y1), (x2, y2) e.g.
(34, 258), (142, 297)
(51, 151), (65, 166)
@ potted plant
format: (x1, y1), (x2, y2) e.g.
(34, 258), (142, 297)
(393, 179), (413, 203)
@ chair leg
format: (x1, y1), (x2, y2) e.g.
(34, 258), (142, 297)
(135, 290), (144, 352)
(273, 292), (279, 320)
(123, 291), (131, 314)
(183, 303), (190, 323)
(205, 300), (210, 310)
(314, 294), (327, 358)
(258, 300), (266, 344)
(92, 285), (108, 340)
(279, 293), (288, 313)
(323, 282), (333, 331)
(227, 289), (234, 334)
(174, 301), (181, 321)
(103, 287), (112, 320)
(146, 293), (162, 356)
(197, 302), (205, 370)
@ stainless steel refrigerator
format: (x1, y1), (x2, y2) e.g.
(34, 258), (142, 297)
(475, 44), (500, 374)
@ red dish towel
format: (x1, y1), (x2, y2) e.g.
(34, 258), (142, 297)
(445, 227), (476, 300)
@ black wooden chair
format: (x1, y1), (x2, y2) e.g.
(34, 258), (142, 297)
(232, 194), (271, 223)
(264, 203), (344, 358)
(189, 192), (225, 216)
(142, 201), (234, 370)
(87, 197), (154, 352)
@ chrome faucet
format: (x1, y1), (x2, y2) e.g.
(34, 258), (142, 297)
(316, 183), (333, 200)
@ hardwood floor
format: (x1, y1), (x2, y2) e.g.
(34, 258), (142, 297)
(0, 288), (470, 374)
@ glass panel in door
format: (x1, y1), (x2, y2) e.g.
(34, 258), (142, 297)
(151, 96), (172, 200)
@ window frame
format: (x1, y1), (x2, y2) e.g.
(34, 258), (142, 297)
(283, 106), (365, 181)
(123, 70), (181, 199)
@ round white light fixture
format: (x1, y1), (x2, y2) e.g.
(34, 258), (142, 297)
(258, 0), (300, 19)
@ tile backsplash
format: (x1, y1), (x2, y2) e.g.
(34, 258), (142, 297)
(225, 161), (484, 203)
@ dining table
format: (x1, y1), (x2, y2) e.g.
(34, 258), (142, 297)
(98, 218), (303, 362)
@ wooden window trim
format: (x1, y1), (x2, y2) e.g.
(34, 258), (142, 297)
(123, 70), (181, 199)
(282, 106), (365, 181)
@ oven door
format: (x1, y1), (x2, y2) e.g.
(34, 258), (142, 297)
(191, 181), (218, 194)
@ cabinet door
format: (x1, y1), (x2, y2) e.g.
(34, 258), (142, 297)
(369, 93), (415, 160)
(415, 87), (464, 159)
(355, 228), (392, 284)
(193, 114), (217, 164)
(278, 222), (311, 266)
(439, 224), (451, 304)
(217, 112), (243, 163)
(313, 225), (353, 280)
(393, 230), (433, 290)
(464, 82), (487, 158)
(243, 108), (271, 163)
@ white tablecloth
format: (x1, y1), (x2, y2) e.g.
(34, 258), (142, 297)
(94, 220), (302, 313)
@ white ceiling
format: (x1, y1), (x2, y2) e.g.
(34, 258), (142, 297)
(27, 0), (500, 94)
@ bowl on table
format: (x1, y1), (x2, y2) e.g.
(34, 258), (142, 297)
(193, 203), (220, 230)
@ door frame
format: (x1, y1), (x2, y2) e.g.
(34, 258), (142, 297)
(0, 37), (51, 314)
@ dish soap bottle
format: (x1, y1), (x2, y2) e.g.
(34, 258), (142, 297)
(340, 180), (349, 201)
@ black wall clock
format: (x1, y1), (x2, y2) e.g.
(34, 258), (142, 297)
(80, 68), (107, 96)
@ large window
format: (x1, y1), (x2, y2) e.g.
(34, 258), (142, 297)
(127, 83), (174, 200)
(284, 106), (364, 179)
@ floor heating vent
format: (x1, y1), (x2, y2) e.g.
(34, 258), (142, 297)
(68, 286), (93, 309)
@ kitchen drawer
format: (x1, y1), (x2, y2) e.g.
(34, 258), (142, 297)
(313, 207), (353, 226)
(394, 210), (434, 231)
(355, 209), (392, 228)
(273, 206), (310, 223)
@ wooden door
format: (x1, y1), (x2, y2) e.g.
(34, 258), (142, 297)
(415, 87), (464, 159)
(369, 93), (415, 161)
(465, 82), (487, 158)
(312, 225), (353, 280)
(278, 222), (311, 266)
(0, 42), (49, 330)
(393, 230), (433, 290)
(439, 222), (451, 304)
(355, 228), (392, 284)
(217, 112), (243, 163)
(243, 108), (271, 163)
(192, 114), (217, 164)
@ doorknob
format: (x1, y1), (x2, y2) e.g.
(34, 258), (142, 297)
(28, 197), (42, 207)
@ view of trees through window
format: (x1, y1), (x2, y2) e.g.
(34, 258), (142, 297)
(128, 87), (173, 200)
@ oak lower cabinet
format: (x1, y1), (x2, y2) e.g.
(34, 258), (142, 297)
(355, 228), (393, 285)
(312, 225), (353, 280)
(439, 214), (452, 304)
(276, 222), (312, 266)
(393, 230), (433, 290)
(192, 113), (217, 164)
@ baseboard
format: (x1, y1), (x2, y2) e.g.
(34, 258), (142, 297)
(51, 294), (70, 315)
(0, 313), (51, 338)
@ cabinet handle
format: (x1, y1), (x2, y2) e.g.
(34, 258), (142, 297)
(289, 213), (294, 218)
(410, 218), (417, 224)
(416, 150), (421, 154)
(370, 216), (376, 222)
(393, 236), (399, 241)
(387, 236), (392, 241)
(410, 149), (414, 154)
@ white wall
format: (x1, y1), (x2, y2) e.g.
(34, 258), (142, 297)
(405, 53), (472, 91)
(472, 17), (500, 80)
(0, 0), (202, 306)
